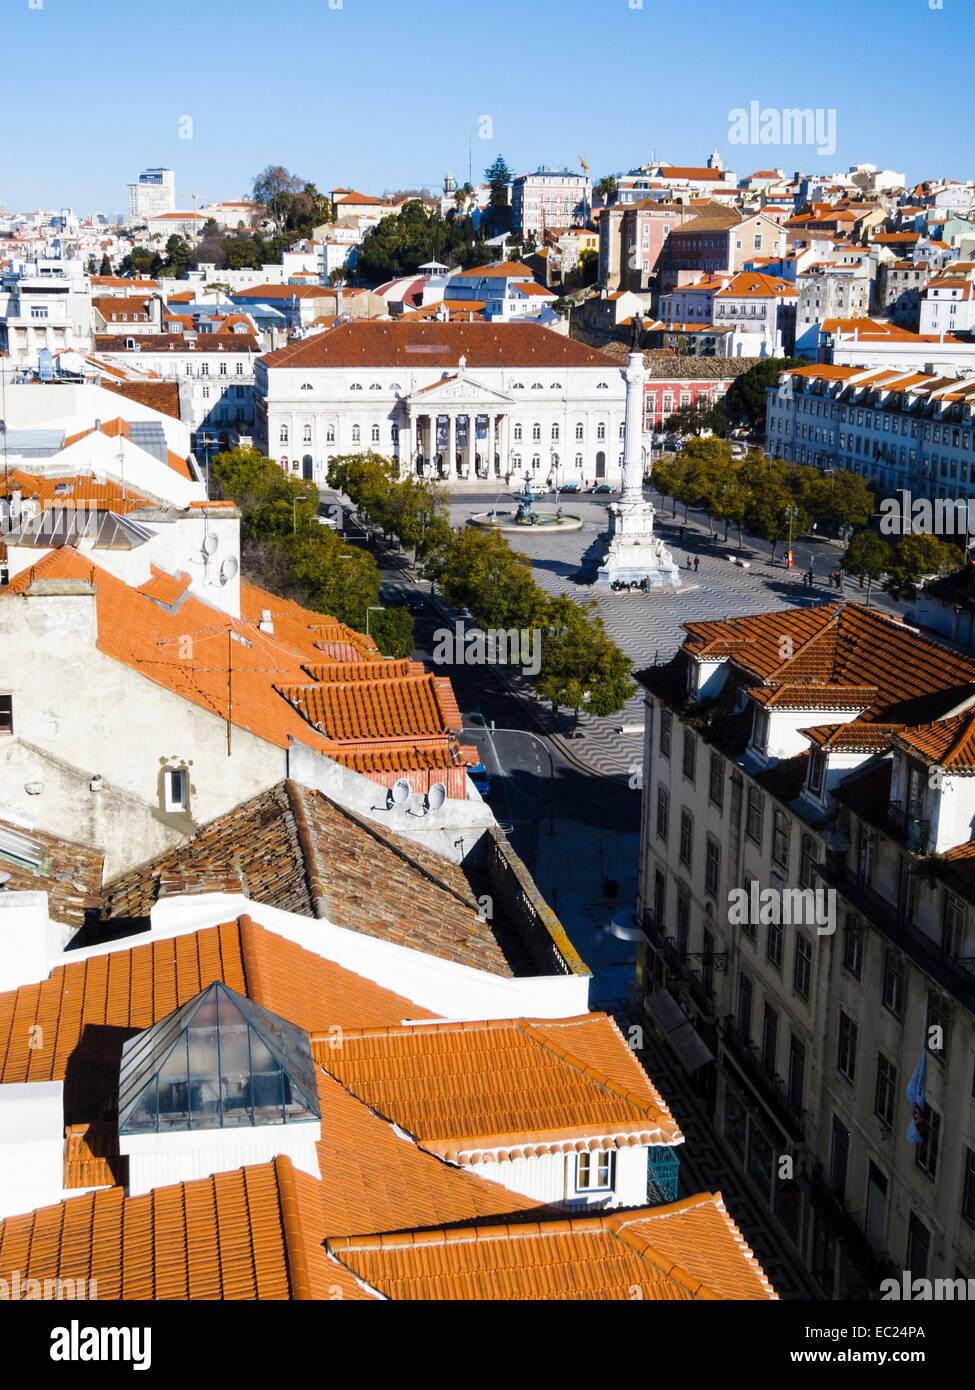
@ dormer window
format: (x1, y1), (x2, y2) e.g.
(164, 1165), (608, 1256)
(807, 748), (825, 796)
(575, 1150), (615, 1192)
(751, 704), (770, 752)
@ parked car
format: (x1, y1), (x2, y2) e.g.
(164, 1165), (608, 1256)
(589, 482), (615, 494)
(404, 595), (425, 612)
(468, 762), (491, 797)
(557, 480), (581, 493)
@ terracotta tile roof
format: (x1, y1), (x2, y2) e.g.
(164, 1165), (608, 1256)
(96, 376), (182, 420)
(100, 782), (524, 976)
(317, 1014), (682, 1160)
(258, 320), (617, 371)
(800, 723), (904, 752)
(0, 469), (150, 515)
(893, 710), (975, 770)
(135, 565), (192, 607)
(92, 297), (151, 322)
(94, 333), (260, 353)
(0, 818), (103, 930)
(0, 1155), (372, 1300)
(276, 672), (457, 741)
(328, 1193), (775, 1301)
(682, 602), (975, 725)
(748, 683), (878, 710)
(452, 261), (536, 278)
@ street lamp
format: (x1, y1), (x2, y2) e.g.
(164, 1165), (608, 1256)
(365, 606), (384, 638)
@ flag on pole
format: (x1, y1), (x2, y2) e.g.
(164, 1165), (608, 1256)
(906, 1049), (927, 1143)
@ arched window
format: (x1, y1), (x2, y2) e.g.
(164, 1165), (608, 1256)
(301, 382), (313, 391)
(597, 423), (606, 440)
(370, 383), (382, 390)
(596, 381), (609, 390)
(531, 454), (541, 469)
(619, 422), (625, 440)
(352, 424), (360, 444)
(390, 382), (402, 392)
(574, 452), (583, 467)
(532, 422), (541, 441)
(303, 424), (312, 443)
(371, 424), (380, 442)
(279, 425), (289, 443)
(326, 425), (335, 443)
(551, 423), (559, 441)
(512, 453), (522, 469)
(513, 423), (523, 441)
(350, 382), (363, 391)
(575, 422), (584, 440)
(531, 382), (543, 390)
(550, 382), (562, 389)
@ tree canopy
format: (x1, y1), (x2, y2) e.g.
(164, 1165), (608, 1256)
(724, 358), (805, 425)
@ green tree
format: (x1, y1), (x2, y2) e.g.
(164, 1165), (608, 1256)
(724, 357), (804, 426)
(579, 248), (599, 285)
(98, 254), (112, 275)
(368, 605), (415, 658)
(841, 529), (891, 606)
(663, 400), (728, 440)
(426, 528), (544, 631)
(535, 597), (634, 732)
(889, 533), (965, 594)
(595, 175), (618, 202)
(252, 165), (304, 232)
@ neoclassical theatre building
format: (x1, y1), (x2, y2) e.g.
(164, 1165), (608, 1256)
(255, 321), (628, 489)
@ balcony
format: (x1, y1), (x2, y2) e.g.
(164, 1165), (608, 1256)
(646, 1145), (680, 1205)
(808, 1165), (896, 1289)
(721, 1015), (805, 1142)
(886, 805), (931, 853)
(823, 863), (975, 1008)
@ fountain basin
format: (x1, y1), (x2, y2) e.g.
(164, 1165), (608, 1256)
(467, 510), (583, 534)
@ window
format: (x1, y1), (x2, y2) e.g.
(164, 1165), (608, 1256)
(858, 827), (875, 885)
(794, 931), (812, 1001)
(326, 425), (335, 443)
(926, 990), (950, 1065)
(772, 809), (790, 869)
(842, 915), (862, 978)
(551, 424), (559, 441)
(799, 834), (816, 890)
(532, 423), (541, 441)
(279, 425), (289, 443)
(906, 1213), (930, 1280)
(705, 837), (721, 899)
(0, 695), (11, 735)
(679, 809), (693, 869)
(576, 1150), (615, 1191)
(200, 363), (209, 377)
(706, 753), (724, 811)
(788, 1034), (805, 1112)
(371, 424), (380, 443)
(942, 892), (965, 958)
(767, 916), (783, 971)
(761, 1003), (778, 1076)
(875, 1053), (896, 1129)
(837, 1011), (857, 1082)
(659, 707), (672, 757)
(963, 1148), (975, 1227)
(303, 425), (312, 443)
(575, 422), (584, 440)
(676, 892), (690, 955)
(201, 386), (210, 400)
(163, 769), (188, 813)
(682, 728), (697, 783)
(829, 1115), (849, 1198)
(746, 787), (764, 846)
(513, 424), (523, 441)
(916, 1105), (941, 1179)
(352, 425), (360, 444)
(597, 423), (606, 441)
(882, 950), (904, 1018)
(656, 784), (669, 842)
(236, 362), (244, 376)
(736, 972), (753, 1041)
(730, 773), (743, 829)
(219, 361), (227, 376)
(391, 425), (399, 444)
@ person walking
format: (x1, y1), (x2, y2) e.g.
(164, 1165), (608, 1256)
(693, 556), (700, 572)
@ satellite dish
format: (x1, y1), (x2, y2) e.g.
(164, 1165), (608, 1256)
(0, 872), (10, 888)
(425, 781), (447, 813)
(390, 778), (412, 807)
(220, 555), (239, 583)
(202, 534), (219, 556)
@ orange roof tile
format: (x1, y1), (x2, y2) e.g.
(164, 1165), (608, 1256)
(327, 1193), (776, 1301)
(316, 1015), (682, 1160)
(135, 565), (192, 607)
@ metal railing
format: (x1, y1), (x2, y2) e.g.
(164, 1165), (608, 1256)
(722, 1014), (805, 1141)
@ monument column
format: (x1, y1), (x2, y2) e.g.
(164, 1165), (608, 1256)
(446, 412), (455, 478)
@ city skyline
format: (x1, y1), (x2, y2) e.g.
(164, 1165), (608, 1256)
(2, 0), (970, 213)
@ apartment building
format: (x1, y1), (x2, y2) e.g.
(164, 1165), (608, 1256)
(635, 601), (975, 1297)
(0, 259), (92, 368)
(765, 362), (975, 501)
(126, 167), (176, 222)
(510, 168), (590, 239)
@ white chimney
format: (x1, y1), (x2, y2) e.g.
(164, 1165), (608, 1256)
(0, 891), (59, 991)
(259, 609), (273, 633)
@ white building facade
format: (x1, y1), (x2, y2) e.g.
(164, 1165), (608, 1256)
(127, 168), (176, 222)
(255, 321), (627, 488)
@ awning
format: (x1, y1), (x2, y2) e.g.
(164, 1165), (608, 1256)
(645, 988), (715, 1074)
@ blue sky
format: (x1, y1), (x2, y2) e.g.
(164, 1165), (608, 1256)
(3, 0), (971, 214)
